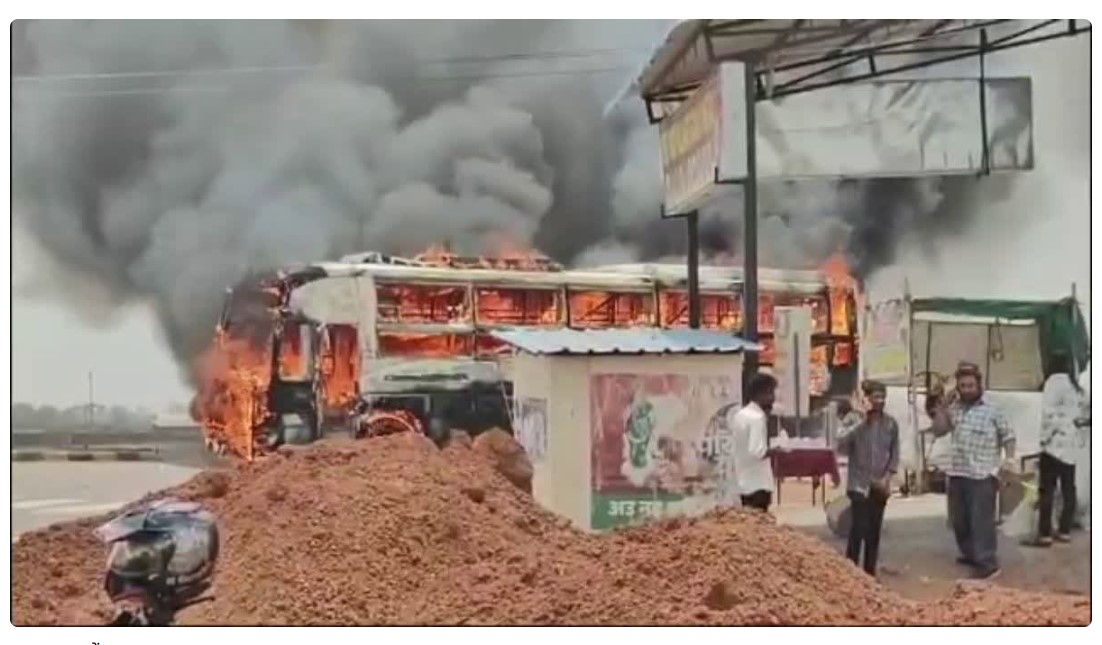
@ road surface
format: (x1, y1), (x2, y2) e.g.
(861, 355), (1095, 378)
(775, 486), (1091, 600)
(11, 461), (202, 539)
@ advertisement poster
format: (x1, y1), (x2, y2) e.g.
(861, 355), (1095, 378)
(515, 397), (548, 463)
(863, 300), (910, 383)
(589, 373), (740, 530)
(773, 306), (812, 417)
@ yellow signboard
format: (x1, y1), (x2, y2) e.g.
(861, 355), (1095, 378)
(659, 75), (720, 214)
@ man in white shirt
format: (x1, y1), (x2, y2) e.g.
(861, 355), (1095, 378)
(1036, 354), (1089, 545)
(728, 373), (778, 511)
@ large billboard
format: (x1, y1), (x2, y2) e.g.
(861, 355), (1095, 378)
(755, 77), (1033, 179)
(589, 373), (740, 530)
(657, 70), (1034, 211)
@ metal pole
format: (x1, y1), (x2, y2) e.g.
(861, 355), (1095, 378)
(794, 331), (802, 433)
(1071, 282), (1080, 376)
(87, 371), (95, 430)
(978, 29), (990, 176)
(687, 210), (701, 329)
(742, 60), (760, 387)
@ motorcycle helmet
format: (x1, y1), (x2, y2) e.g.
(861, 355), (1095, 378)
(96, 499), (219, 606)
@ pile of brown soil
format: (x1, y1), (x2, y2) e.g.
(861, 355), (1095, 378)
(11, 469), (235, 626)
(11, 517), (115, 626)
(11, 434), (1090, 626)
(911, 583), (1093, 626)
(470, 428), (534, 494)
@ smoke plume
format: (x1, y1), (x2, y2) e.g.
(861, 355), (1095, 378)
(12, 20), (1090, 385)
(11, 19), (654, 375)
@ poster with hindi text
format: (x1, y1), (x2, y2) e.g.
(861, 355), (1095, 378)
(589, 373), (740, 530)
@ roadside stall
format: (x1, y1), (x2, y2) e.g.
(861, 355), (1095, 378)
(861, 293), (1090, 523)
(489, 328), (759, 532)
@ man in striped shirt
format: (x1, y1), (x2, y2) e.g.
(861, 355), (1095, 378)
(929, 364), (1015, 580)
(836, 380), (899, 576)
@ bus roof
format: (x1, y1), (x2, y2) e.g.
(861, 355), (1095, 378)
(309, 258), (830, 295)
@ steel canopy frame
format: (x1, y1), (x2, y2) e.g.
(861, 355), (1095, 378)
(637, 19), (1090, 122)
(631, 18), (1090, 394)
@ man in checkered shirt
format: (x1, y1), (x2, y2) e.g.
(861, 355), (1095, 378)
(929, 363), (1016, 580)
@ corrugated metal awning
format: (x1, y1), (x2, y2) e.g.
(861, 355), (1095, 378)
(489, 328), (761, 356)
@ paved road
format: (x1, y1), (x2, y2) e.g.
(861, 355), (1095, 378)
(11, 461), (202, 539)
(776, 489), (1091, 600)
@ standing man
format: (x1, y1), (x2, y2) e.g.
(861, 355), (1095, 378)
(729, 373), (778, 512)
(1036, 353), (1088, 545)
(836, 380), (899, 577)
(929, 365), (1016, 580)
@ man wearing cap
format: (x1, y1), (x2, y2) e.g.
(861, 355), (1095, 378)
(929, 364), (1016, 580)
(836, 380), (899, 577)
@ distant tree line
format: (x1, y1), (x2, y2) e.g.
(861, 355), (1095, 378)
(10, 403), (156, 432)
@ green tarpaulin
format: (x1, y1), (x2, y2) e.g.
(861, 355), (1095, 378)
(911, 297), (1090, 374)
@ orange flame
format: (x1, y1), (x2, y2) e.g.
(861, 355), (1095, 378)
(489, 237), (557, 271)
(833, 341), (854, 366)
(378, 332), (473, 358)
(810, 345), (830, 395)
(569, 291), (655, 328)
(820, 252), (859, 338)
(414, 241), (560, 272)
(377, 284), (469, 324)
(321, 324), (360, 411)
(821, 252), (859, 293)
(277, 323), (307, 380)
(659, 292), (739, 330)
(476, 287), (561, 326)
(192, 328), (273, 460)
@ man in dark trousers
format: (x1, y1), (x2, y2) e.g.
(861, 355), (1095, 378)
(836, 380), (899, 577)
(728, 373), (778, 512)
(929, 364), (1015, 580)
(1035, 353), (1088, 545)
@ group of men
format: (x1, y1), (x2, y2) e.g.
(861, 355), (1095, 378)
(726, 357), (1084, 581)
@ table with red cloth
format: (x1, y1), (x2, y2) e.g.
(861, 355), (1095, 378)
(771, 447), (841, 506)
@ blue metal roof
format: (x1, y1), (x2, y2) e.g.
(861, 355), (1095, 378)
(489, 328), (761, 356)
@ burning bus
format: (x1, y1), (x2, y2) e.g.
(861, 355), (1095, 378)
(191, 249), (861, 460)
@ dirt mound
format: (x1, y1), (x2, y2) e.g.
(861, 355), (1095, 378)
(471, 428), (533, 494)
(912, 583), (1092, 626)
(600, 512), (908, 625)
(11, 518), (116, 626)
(11, 435), (1091, 626)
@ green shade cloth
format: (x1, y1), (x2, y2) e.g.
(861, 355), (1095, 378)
(911, 297), (1090, 374)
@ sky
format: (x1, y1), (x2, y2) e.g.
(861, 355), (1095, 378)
(7, 21), (1092, 410)
(10, 225), (193, 410)
(7, 19), (673, 412)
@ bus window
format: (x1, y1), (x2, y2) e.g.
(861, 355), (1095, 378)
(569, 291), (655, 328)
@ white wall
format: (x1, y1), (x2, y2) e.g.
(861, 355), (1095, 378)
(514, 351), (744, 531)
(512, 353), (591, 528)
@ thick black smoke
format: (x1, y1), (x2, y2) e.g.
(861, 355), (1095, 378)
(12, 19), (653, 376)
(581, 115), (995, 281)
(15, 20), (1072, 385)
